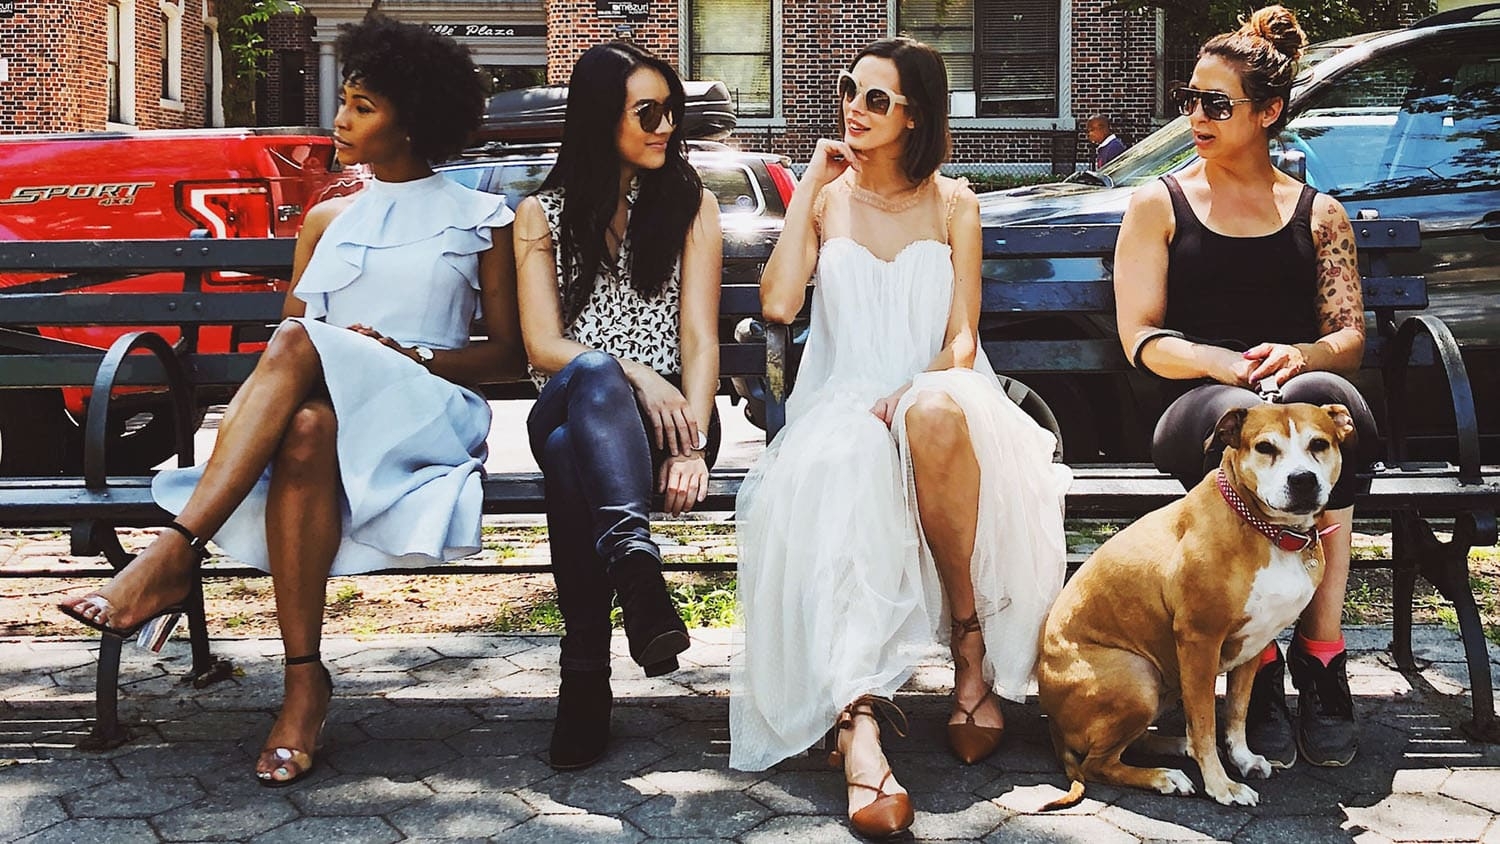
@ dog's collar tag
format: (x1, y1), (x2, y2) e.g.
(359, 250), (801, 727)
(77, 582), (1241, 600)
(1274, 529), (1315, 553)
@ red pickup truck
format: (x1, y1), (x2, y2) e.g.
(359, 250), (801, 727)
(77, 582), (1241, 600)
(0, 128), (362, 475)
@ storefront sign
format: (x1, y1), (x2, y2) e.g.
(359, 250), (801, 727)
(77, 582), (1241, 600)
(429, 24), (545, 39)
(0, 2), (18, 20)
(595, 0), (648, 21)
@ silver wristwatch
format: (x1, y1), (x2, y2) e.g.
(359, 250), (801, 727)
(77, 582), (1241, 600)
(411, 345), (434, 367)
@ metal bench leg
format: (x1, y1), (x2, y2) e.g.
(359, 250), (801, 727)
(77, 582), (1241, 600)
(1407, 511), (1500, 742)
(79, 634), (132, 751)
(181, 580), (234, 689)
(1390, 514), (1421, 672)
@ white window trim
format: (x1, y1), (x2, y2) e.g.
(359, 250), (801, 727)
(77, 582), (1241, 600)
(204, 12), (225, 126)
(107, 0), (139, 128)
(887, 0), (1072, 129)
(159, 0), (183, 107)
(678, 0), (783, 121)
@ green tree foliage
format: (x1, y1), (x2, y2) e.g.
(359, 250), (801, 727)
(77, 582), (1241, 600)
(1109, 0), (1436, 46)
(216, 0), (304, 126)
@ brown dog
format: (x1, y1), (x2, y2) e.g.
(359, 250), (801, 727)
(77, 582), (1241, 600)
(1037, 402), (1356, 807)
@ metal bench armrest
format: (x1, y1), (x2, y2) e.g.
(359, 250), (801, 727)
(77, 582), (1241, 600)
(84, 331), (196, 489)
(1383, 313), (1482, 483)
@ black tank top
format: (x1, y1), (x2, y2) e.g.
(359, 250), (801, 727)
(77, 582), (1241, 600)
(1162, 174), (1322, 350)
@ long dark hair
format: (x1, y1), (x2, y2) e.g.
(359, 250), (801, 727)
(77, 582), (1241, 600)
(540, 42), (703, 327)
(849, 38), (951, 183)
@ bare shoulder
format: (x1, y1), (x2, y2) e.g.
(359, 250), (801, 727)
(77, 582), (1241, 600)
(1125, 177), (1172, 220)
(514, 195), (549, 236)
(298, 194), (354, 244)
(1310, 192), (1351, 226)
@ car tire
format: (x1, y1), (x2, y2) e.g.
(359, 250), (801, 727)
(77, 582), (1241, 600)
(0, 388), (79, 476)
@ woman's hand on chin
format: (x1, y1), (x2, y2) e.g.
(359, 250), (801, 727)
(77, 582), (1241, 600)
(803, 139), (860, 190)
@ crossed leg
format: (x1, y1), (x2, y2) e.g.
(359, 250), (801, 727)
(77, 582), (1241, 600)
(59, 320), (329, 631)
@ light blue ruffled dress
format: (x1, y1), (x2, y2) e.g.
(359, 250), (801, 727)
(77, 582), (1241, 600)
(152, 173), (515, 576)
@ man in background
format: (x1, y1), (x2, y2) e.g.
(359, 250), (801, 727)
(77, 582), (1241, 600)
(1087, 115), (1127, 170)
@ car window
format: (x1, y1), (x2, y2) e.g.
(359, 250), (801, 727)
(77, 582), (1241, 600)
(1097, 117), (1198, 187)
(696, 162), (765, 216)
(1283, 35), (1500, 197)
(439, 166), (488, 191)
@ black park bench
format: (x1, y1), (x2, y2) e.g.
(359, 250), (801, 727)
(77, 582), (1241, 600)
(0, 218), (1497, 750)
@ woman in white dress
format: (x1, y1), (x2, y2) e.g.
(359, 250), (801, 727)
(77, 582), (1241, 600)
(731, 38), (1071, 837)
(58, 17), (523, 786)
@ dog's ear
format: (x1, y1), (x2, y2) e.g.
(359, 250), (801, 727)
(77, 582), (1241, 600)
(1209, 407), (1249, 451)
(1322, 403), (1357, 446)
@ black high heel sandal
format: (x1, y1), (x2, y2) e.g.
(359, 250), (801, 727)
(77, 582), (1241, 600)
(257, 652), (333, 788)
(57, 520), (210, 651)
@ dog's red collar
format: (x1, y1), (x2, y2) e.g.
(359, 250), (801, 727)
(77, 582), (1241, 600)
(1215, 470), (1340, 553)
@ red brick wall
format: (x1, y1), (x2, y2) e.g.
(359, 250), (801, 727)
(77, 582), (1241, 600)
(719, 0), (1158, 170)
(0, 0), (208, 133)
(546, 0), (681, 83)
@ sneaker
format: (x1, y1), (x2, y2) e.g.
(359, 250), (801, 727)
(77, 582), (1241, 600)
(1287, 646), (1358, 767)
(1245, 643), (1297, 769)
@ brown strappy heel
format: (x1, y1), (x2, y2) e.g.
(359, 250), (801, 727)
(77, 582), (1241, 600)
(947, 613), (1005, 764)
(826, 694), (915, 839)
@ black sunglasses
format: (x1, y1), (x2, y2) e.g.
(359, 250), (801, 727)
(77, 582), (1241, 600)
(837, 71), (909, 116)
(1169, 86), (1253, 121)
(631, 96), (683, 133)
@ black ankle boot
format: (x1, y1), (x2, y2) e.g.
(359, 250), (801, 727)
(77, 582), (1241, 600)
(1287, 645), (1358, 767)
(609, 551), (689, 673)
(550, 668), (612, 771)
(1245, 643), (1297, 769)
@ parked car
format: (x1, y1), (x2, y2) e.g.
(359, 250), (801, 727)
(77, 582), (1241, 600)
(975, 5), (1500, 462)
(0, 127), (362, 476)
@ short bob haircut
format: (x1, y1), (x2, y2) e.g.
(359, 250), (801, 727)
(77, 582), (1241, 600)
(334, 15), (487, 163)
(847, 38), (951, 183)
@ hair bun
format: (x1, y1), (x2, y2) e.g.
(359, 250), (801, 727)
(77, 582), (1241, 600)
(1241, 5), (1307, 61)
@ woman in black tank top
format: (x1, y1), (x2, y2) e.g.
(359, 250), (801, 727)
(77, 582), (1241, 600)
(1113, 5), (1374, 771)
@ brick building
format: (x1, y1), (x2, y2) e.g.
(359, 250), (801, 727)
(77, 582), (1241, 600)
(291, 0), (1160, 172)
(0, 0), (223, 133)
(2, 0), (1160, 171)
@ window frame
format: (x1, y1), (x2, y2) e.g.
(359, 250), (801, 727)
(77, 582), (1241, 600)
(889, 0), (1073, 131)
(159, 0), (184, 109)
(680, 0), (785, 125)
(107, 0), (138, 128)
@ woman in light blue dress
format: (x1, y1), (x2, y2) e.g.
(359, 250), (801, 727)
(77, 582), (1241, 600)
(58, 16), (524, 787)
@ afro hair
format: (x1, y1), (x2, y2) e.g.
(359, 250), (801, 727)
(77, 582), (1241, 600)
(335, 15), (487, 163)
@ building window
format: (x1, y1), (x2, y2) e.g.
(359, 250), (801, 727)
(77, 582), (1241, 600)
(899, 0), (1060, 117)
(107, 3), (122, 122)
(107, 0), (137, 125)
(689, 0), (774, 118)
(160, 0), (182, 104)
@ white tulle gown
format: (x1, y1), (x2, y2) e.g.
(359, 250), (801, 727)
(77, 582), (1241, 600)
(729, 174), (1071, 772)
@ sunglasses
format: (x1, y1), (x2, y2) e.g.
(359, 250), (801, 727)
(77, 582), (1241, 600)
(631, 96), (683, 133)
(1169, 86), (1254, 121)
(837, 71), (909, 116)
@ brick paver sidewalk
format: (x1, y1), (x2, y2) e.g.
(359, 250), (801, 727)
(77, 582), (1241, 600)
(3, 625), (1499, 842)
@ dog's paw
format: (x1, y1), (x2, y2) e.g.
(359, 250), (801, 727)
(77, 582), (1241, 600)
(1207, 780), (1260, 807)
(1229, 747), (1273, 780)
(1155, 768), (1195, 796)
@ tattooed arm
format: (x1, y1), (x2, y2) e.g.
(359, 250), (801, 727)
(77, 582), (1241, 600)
(1303, 196), (1365, 372)
(1245, 195), (1366, 384)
